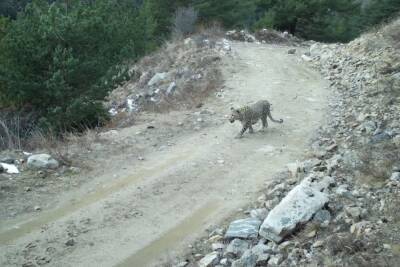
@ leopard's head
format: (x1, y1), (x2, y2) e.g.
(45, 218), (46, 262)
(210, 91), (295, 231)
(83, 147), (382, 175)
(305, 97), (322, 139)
(229, 107), (241, 123)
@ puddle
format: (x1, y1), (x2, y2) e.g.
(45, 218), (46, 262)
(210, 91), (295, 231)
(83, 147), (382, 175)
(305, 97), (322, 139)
(116, 200), (221, 267)
(0, 153), (190, 244)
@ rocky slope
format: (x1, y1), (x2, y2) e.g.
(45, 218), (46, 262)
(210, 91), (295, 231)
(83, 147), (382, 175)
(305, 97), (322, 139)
(106, 31), (231, 127)
(178, 20), (400, 267)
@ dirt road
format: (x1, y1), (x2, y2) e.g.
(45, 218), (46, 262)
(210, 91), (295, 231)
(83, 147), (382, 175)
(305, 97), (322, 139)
(0, 42), (328, 267)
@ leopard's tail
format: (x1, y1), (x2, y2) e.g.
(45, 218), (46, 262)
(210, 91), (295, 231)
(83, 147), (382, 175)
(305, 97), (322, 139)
(267, 106), (283, 124)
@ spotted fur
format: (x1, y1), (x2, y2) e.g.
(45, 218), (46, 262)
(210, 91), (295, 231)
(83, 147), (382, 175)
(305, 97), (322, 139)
(229, 100), (283, 138)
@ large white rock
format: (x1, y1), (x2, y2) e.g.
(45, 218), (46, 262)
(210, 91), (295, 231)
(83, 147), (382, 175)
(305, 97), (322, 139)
(27, 154), (59, 170)
(259, 174), (333, 243)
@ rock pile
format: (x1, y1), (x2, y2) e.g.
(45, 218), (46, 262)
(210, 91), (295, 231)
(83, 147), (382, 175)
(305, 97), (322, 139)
(225, 30), (256, 43)
(106, 35), (231, 124)
(226, 28), (302, 45)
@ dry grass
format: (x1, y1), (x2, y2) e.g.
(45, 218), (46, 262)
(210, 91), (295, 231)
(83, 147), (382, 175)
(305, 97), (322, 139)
(381, 17), (400, 49)
(0, 110), (102, 168)
(0, 112), (37, 151)
(357, 142), (400, 180)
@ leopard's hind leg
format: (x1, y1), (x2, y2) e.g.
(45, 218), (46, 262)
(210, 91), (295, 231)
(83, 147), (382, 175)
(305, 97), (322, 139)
(260, 114), (268, 131)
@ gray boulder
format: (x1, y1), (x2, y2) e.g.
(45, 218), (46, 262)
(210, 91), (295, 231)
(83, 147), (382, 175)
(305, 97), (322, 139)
(27, 154), (59, 170)
(225, 218), (262, 239)
(259, 174), (333, 243)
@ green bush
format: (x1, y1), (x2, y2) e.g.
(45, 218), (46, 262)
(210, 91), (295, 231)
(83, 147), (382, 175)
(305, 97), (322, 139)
(0, 0), (147, 132)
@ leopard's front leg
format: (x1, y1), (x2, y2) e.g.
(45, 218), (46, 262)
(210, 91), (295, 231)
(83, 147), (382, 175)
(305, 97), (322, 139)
(235, 122), (248, 138)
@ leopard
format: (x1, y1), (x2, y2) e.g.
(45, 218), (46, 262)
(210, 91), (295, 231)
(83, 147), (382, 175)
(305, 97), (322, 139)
(229, 100), (283, 138)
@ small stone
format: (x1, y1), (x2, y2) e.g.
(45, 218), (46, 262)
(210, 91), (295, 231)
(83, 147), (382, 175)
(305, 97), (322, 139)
(238, 249), (257, 267)
(138, 156), (145, 161)
(336, 184), (350, 196)
(390, 172), (400, 182)
(326, 143), (338, 152)
(147, 72), (168, 86)
(34, 206), (41, 211)
(306, 230), (317, 238)
(257, 195), (266, 204)
(166, 82), (177, 95)
(313, 240), (324, 248)
(220, 258), (228, 266)
(225, 218), (261, 239)
(212, 243), (225, 251)
(194, 254), (203, 260)
(350, 221), (371, 236)
(175, 261), (189, 267)
(278, 241), (293, 251)
(65, 239), (75, 247)
(288, 48), (296, 54)
(251, 243), (271, 265)
(313, 209), (331, 226)
(301, 54), (313, 62)
(208, 235), (223, 243)
(345, 206), (362, 221)
(25, 187), (32, 192)
(35, 256), (51, 265)
(250, 208), (268, 221)
(198, 251), (219, 267)
(225, 239), (249, 257)
(268, 254), (284, 266)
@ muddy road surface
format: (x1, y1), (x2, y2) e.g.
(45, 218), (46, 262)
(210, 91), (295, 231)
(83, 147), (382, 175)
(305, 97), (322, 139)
(0, 42), (328, 267)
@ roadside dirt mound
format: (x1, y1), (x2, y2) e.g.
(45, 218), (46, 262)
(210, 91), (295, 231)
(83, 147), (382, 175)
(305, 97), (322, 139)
(106, 33), (231, 127)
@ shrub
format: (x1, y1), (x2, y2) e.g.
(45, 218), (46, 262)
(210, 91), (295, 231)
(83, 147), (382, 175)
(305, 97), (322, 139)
(173, 6), (198, 37)
(0, 0), (143, 132)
